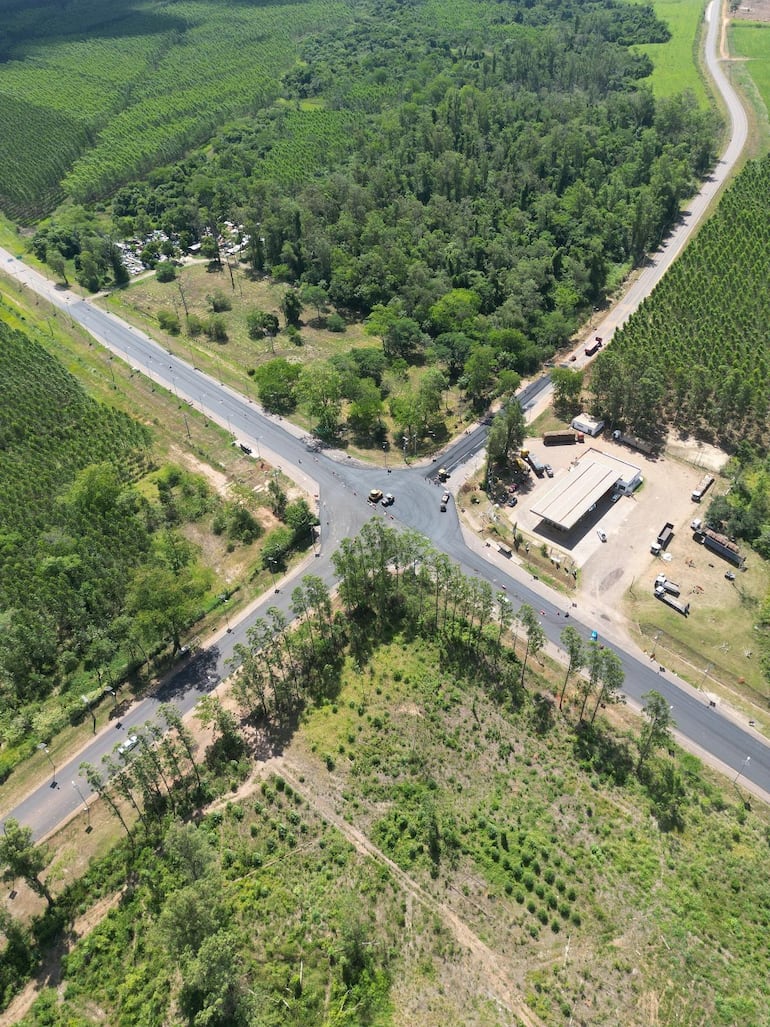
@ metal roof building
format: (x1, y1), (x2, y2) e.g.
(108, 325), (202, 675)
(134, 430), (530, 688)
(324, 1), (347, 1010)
(531, 449), (642, 531)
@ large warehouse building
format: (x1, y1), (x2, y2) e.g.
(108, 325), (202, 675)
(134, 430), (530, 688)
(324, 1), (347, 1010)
(531, 449), (642, 532)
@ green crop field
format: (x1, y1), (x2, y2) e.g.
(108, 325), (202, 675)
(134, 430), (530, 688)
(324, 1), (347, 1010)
(0, 0), (348, 220)
(627, 0), (710, 103)
(731, 22), (770, 115)
(0, 322), (150, 536)
(590, 153), (770, 445)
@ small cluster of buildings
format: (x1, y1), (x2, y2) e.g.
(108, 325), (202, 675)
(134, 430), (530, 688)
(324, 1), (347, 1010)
(531, 446), (642, 533)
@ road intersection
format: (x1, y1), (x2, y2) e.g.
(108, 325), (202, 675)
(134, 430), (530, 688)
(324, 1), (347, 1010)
(1, 1), (766, 838)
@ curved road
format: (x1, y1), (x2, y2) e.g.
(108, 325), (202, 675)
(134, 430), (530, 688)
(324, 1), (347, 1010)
(1, 2), (765, 838)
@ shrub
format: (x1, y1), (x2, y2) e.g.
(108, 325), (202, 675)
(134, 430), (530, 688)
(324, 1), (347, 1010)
(157, 310), (180, 334)
(155, 261), (176, 282)
(207, 290), (232, 312)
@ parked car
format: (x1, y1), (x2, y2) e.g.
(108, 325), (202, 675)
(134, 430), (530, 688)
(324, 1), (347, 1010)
(440, 503), (447, 512)
(507, 496), (518, 508)
(118, 735), (139, 756)
(597, 529), (607, 542)
(590, 630), (598, 642)
(442, 491), (450, 504)
(544, 464), (553, 477)
(381, 493), (394, 506)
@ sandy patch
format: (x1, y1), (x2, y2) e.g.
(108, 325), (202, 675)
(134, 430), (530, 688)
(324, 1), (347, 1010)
(169, 445), (231, 496)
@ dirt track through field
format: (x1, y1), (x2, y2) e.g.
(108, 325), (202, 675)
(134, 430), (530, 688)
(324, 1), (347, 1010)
(277, 757), (546, 1027)
(0, 891), (123, 1026)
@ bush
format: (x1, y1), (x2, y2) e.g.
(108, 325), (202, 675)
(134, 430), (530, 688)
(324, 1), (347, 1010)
(326, 312), (346, 333)
(155, 261), (176, 282)
(207, 290), (232, 312)
(204, 315), (228, 342)
(158, 310), (180, 334)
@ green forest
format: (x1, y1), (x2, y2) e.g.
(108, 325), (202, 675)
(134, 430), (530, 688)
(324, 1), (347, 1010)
(589, 155), (770, 444)
(22, 0), (719, 387)
(1, 524), (768, 1025)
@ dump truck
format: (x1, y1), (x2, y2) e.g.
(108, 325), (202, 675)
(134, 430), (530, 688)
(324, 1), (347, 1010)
(695, 527), (744, 567)
(543, 430), (584, 445)
(611, 430), (655, 455)
(584, 336), (603, 357)
(654, 586), (690, 616)
(655, 521), (674, 551)
(654, 574), (680, 597)
(691, 474), (715, 503)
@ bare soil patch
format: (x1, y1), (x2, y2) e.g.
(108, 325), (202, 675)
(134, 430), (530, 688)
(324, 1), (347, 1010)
(732, 0), (770, 21)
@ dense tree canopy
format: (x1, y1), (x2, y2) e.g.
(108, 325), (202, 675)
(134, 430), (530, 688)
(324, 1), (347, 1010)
(37, 0), (718, 383)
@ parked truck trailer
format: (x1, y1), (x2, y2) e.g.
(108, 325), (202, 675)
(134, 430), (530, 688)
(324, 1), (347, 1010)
(695, 527), (745, 567)
(543, 430), (584, 445)
(654, 587), (690, 615)
(691, 474), (715, 503)
(611, 430), (655, 455)
(654, 574), (680, 597)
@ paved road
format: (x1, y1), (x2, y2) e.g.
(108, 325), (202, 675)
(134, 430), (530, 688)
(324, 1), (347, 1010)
(1, 2), (765, 838)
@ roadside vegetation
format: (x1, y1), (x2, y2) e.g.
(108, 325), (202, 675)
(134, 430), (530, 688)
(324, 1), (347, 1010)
(1, 525), (768, 1025)
(0, 312), (316, 786)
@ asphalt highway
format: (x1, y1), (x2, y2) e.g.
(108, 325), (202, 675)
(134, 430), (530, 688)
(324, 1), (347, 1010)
(1, 1), (766, 839)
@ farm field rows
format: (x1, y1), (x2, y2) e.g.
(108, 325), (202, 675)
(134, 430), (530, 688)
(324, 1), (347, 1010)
(0, 0), (349, 220)
(11, 621), (770, 1026)
(590, 154), (770, 445)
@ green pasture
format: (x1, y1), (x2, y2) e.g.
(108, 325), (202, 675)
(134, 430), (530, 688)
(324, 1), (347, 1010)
(731, 22), (770, 116)
(628, 0), (711, 103)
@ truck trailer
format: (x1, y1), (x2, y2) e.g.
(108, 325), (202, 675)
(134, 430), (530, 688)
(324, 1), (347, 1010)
(691, 474), (715, 503)
(654, 587), (690, 616)
(695, 527), (745, 567)
(543, 430), (584, 445)
(654, 574), (680, 597)
(584, 337), (603, 357)
(611, 430), (655, 455)
(526, 452), (546, 478)
(655, 521), (674, 550)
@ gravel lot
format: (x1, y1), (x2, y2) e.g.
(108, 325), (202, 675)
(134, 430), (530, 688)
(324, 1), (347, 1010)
(500, 432), (730, 641)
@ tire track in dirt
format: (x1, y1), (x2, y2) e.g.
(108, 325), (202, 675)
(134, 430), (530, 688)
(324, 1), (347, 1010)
(277, 758), (546, 1027)
(0, 891), (123, 1027)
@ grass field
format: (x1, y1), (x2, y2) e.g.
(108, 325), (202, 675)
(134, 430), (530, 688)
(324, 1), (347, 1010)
(292, 635), (770, 1025)
(628, 0), (711, 104)
(731, 22), (770, 115)
(624, 532), (770, 714)
(103, 262), (372, 390)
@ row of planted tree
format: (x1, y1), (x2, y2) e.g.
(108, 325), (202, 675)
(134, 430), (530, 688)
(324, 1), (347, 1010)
(63, 523), (673, 842)
(0, 522), (680, 1011)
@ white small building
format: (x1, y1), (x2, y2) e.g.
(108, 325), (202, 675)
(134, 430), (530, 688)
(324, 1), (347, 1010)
(571, 414), (605, 437)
